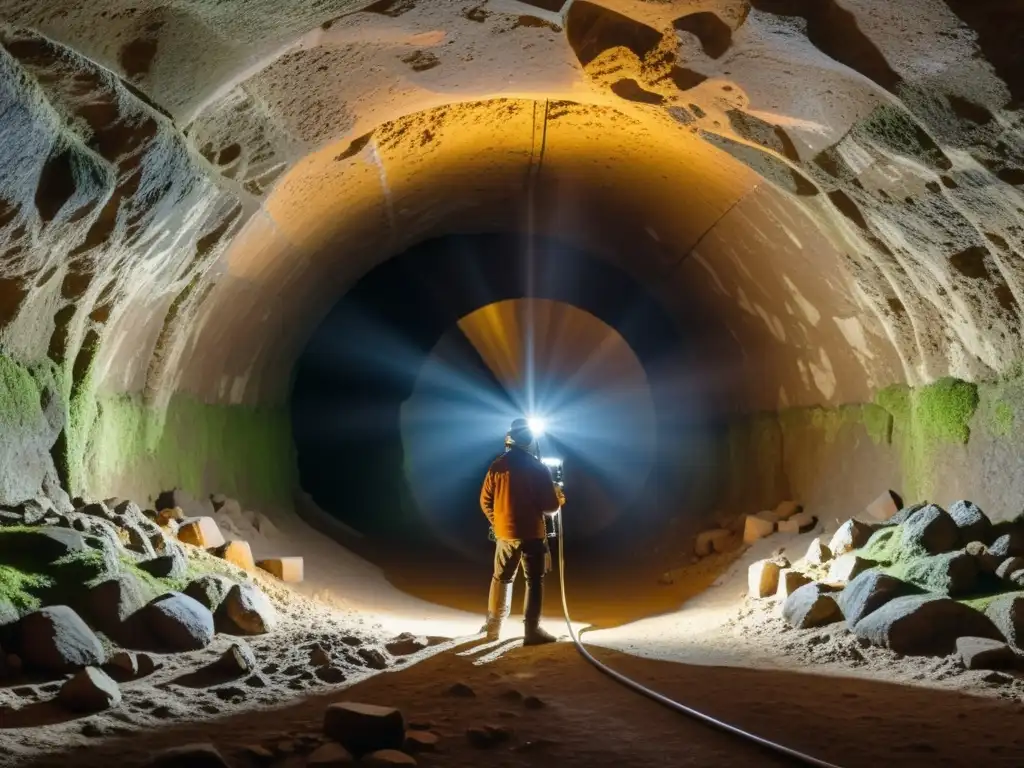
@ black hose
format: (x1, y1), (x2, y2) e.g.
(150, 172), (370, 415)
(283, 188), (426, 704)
(553, 512), (844, 768)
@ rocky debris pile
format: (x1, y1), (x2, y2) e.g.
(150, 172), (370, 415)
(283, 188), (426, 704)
(747, 492), (1024, 670)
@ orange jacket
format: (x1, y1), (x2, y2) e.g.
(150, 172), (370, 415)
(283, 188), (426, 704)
(480, 447), (561, 541)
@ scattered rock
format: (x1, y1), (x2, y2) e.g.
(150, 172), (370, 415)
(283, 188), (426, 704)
(984, 593), (1024, 648)
(363, 750), (416, 766)
(315, 665), (347, 684)
(747, 559), (782, 598)
(385, 633), (428, 657)
(103, 651), (144, 682)
(828, 519), (874, 557)
(901, 504), (961, 555)
(145, 743), (230, 767)
(776, 569), (811, 599)
(183, 574), (236, 612)
(778, 511), (816, 534)
(307, 741), (354, 765)
(311, 645), (332, 667)
(466, 725), (511, 748)
(948, 500), (992, 544)
(989, 531), (1024, 559)
(853, 595), (999, 655)
(213, 540), (256, 571)
(996, 557), (1024, 583)
(694, 528), (732, 556)
(743, 515), (774, 543)
(156, 507), (185, 527)
(144, 592), (215, 651)
(176, 517), (226, 549)
(865, 490), (902, 522)
(217, 642), (257, 676)
(775, 500), (801, 520)
(256, 556), (304, 583)
(57, 666), (121, 713)
(17, 606), (106, 672)
(0, 526), (90, 563)
(358, 647), (388, 669)
(782, 583), (842, 629)
(837, 570), (916, 626)
(404, 731), (439, 753)
(827, 553), (871, 584)
(956, 636), (1018, 670)
(223, 583), (278, 635)
(323, 702), (406, 756)
(966, 541), (1002, 572)
(80, 502), (112, 521)
(447, 681), (475, 697)
(138, 551), (187, 580)
(902, 551), (979, 596)
(804, 536), (831, 565)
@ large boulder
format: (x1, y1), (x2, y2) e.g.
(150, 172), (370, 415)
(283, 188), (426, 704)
(138, 550), (187, 580)
(323, 702), (406, 756)
(143, 592), (215, 651)
(837, 570), (917, 626)
(748, 559), (782, 598)
(902, 551), (978, 596)
(743, 515), (774, 544)
(988, 531), (1024, 559)
(782, 583), (842, 629)
(222, 583), (278, 635)
(956, 636), (1018, 670)
(900, 504), (960, 555)
(183, 574), (236, 612)
(984, 593), (1024, 648)
(995, 557), (1024, 583)
(966, 541), (1002, 573)
(804, 536), (831, 565)
(828, 519), (875, 557)
(883, 503), (928, 527)
(0, 526), (90, 565)
(827, 553), (872, 584)
(859, 526), (901, 565)
(17, 606), (105, 672)
(947, 500), (992, 544)
(58, 666), (121, 713)
(853, 595), (1000, 655)
(75, 572), (156, 638)
(213, 540), (255, 571)
(776, 569), (812, 599)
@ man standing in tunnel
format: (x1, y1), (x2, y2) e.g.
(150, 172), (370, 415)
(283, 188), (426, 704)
(479, 418), (564, 645)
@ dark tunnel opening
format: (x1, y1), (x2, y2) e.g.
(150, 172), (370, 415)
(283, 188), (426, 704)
(290, 233), (724, 565)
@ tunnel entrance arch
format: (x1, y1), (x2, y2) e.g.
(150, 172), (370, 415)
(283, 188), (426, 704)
(290, 233), (716, 556)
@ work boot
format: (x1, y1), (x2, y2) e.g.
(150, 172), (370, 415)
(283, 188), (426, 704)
(522, 576), (556, 646)
(479, 578), (512, 640)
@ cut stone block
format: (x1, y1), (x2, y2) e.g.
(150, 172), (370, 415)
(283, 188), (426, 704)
(865, 490), (902, 522)
(828, 519), (874, 557)
(743, 515), (775, 544)
(956, 636), (1018, 670)
(774, 500), (801, 520)
(776, 568), (812, 599)
(257, 556), (304, 583)
(748, 559), (782, 598)
(828, 553), (871, 584)
(804, 536), (832, 565)
(778, 511), (816, 534)
(213, 540), (255, 571)
(175, 517), (226, 549)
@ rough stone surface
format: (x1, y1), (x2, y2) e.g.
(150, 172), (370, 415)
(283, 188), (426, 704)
(76, 573), (155, 637)
(138, 551), (187, 579)
(404, 731), (439, 753)
(323, 703), (406, 756)
(747, 559), (782, 598)
(827, 553), (872, 584)
(901, 505), (961, 555)
(217, 642), (257, 676)
(989, 531), (1024, 559)
(828, 519), (874, 557)
(967, 541), (1002, 573)
(58, 666), (121, 713)
(984, 594), (1024, 649)
(948, 500), (993, 544)
(865, 491), (902, 522)
(257, 557), (304, 582)
(853, 595), (1000, 655)
(223, 583), (278, 634)
(0, 526), (90, 563)
(363, 750), (416, 766)
(213, 540), (256, 571)
(385, 633), (429, 657)
(995, 557), (1024, 582)
(776, 569), (812, 600)
(183, 574), (236, 612)
(145, 744), (230, 768)
(783, 583), (842, 628)
(956, 636), (1018, 670)
(804, 537), (831, 565)
(902, 551), (979, 596)
(144, 593), (216, 651)
(308, 742), (354, 765)
(17, 606), (106, 672)
(176, 517), (226, 549)
(836, 570), (916, 626)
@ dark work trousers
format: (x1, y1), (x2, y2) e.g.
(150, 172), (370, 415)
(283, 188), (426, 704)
(491, 537), (548, 626)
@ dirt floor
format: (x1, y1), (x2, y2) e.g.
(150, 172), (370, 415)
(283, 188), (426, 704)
(4, 506), (1024, 767)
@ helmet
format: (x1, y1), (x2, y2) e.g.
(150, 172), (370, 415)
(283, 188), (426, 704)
(505, 418), (535, 451)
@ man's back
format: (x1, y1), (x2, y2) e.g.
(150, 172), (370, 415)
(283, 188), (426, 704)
(481, 448), (560, 540)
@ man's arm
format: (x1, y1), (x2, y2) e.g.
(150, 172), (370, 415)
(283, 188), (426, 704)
(480, 469), (495, 524)
(535, 464), (562, 514)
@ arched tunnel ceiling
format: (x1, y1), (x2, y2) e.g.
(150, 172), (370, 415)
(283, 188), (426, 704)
(0, 0), (1022, 416)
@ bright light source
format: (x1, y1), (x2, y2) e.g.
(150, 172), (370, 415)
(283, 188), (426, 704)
(541, 457), (562, 467)
(527, 416), (546, 436)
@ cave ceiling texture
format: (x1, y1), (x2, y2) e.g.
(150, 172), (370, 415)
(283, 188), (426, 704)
(0, 0), (1021, 514)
